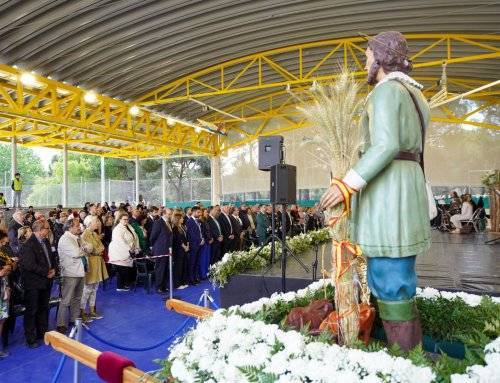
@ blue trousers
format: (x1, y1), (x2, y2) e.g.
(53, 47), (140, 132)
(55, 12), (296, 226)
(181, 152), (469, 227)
(198, 244), (211, 279)
(367, 256), (417, 301)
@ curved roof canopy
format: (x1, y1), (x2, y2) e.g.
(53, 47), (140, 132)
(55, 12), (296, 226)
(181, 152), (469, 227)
(0, 0), (498, 157)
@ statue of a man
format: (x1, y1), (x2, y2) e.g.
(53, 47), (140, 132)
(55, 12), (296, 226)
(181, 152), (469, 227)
(320, 31), (431, 351)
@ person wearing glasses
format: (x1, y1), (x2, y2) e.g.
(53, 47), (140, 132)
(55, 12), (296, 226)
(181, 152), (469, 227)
(19, 220), (57, 348)
(108, 212), (139, 291)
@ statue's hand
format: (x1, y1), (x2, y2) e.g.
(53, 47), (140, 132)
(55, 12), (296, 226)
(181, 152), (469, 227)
(319, 184), (343, 210)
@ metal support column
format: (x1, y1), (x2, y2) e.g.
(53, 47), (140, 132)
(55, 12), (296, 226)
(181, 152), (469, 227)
(62, 144), (68, 208)
(10, 137), (17, 207)
(100, 156), (105, 204)
(161, 158), (167, 206)
(10, 136), (17, 179)
(135, 156), (140, 204)
(210, 156), (222, 205)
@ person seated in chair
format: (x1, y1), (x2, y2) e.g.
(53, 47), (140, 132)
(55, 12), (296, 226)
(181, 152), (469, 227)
(450, 194), (473, 234)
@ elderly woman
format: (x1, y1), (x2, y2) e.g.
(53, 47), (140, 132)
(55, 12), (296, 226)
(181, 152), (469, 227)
(108, 212), (139, 291)
(81, 217), (108, 320)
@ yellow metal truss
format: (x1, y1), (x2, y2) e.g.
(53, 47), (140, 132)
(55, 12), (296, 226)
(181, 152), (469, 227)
(0, 33), (498, 159)
(0, 64), (219, 158)
(212, 78), (499, 153)
(136, 34), (500, 106)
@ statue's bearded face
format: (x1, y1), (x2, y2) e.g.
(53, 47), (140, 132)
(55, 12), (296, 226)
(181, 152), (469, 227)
(365, 47), (375, 72)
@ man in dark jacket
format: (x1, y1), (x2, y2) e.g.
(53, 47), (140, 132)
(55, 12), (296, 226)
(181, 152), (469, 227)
(144, 206), (159, 238)
(186, 206), (204, 285)
(207, 206), (223, 264)
(150, 208), (173, 294)
(19, 219), (57, 348)
(217, 205), (234, 257)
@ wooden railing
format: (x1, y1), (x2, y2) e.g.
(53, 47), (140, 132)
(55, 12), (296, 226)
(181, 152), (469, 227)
(165, 299), (214, 319)
(44, 299), (214, 382)
(44, 331), (160, 383)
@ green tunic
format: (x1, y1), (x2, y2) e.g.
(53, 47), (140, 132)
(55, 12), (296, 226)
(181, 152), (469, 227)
(349, 80), (431, 258)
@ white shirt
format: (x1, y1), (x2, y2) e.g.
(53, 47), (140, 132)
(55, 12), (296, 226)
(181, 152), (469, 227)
(461, 202), (473, 219)
(58, 231), (85, 277)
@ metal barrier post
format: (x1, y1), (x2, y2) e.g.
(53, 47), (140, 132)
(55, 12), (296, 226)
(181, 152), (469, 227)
(169, 254), (174, 300)
(73, 319), (82, 383)
(203, 289), (209, 308)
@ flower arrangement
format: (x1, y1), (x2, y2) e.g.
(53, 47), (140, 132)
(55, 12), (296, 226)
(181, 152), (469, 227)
(157, 280), (500, 382)
(166, 312), (436, 383)
(208, 228), (331, 287)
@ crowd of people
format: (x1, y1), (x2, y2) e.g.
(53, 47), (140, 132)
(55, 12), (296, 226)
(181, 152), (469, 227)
(0, 200), (325, 357)
(436, 191), (487, 233)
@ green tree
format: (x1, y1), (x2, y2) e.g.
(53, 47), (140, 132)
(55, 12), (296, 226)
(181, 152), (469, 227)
(0, 144), (46, 184)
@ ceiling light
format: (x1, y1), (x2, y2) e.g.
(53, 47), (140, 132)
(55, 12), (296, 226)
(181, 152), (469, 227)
(20, 72), (39, 87)
(194, 127), (202, 133)
(84, 90), (98, 104)
(129, 105), (140, 116)
(167, 117), (175, 126)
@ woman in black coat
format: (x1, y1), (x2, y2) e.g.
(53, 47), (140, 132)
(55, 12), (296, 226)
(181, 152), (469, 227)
(171, 213), (189, 289)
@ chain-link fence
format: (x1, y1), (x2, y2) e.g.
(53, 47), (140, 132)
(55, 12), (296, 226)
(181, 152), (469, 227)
(0, 177), (211, 207)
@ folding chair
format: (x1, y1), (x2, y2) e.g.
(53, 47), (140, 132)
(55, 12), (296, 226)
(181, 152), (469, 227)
(460, 208), (482, 233)
(134, 260), (154, 294)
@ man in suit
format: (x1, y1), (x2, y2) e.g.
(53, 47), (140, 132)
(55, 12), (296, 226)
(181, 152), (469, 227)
(144, 206), (159, 238)
(230, 207), (243, 251)
(20, 219), (57, 348)
(217, 204), (234, 256)
(186, 206), (204, 285)
(207, 206), (223, 264)
(150, 208), (173, 294)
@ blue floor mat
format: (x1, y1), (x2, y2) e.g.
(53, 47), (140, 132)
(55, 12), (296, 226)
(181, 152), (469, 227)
(0, 279), (219, 383)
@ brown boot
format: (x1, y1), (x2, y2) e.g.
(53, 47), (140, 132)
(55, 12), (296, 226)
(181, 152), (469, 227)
(79, 309), (93, 324)
(382, 315), (422, 352)
(89, 306), (103, 320)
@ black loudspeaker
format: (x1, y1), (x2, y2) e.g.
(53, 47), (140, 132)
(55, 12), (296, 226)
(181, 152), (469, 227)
(270, 164), (297, 204)
(258, 136), (284, 171)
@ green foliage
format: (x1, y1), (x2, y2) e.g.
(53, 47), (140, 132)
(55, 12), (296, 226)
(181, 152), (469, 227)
(416, 296), (500, 342)
(153, 358), (176, 382)
(209, 228), (331, 286)
(432, 354), (468, 383)
(407, 345), (432, 367)
(237, 365), (279, 383)
(351, 339), (386, 353)
(270, 337), (285, 355)
(315, 330), (335, 344)
(0, 144), (46, 181)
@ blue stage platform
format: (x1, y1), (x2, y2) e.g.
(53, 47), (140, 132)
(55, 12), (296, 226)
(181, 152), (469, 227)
(0, 279), (219, 383)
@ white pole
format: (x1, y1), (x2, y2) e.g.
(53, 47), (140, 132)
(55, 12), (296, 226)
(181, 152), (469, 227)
(161, 158), (166, 206)
(107, 179), (111, 204)
(210, 156), (222, 205)
(62, 144), (68, 208)
(11, 137), (17, 206)
(73, 318), (82, 383)
(100, 156), (106, 204)
(11, 136), (17, 179)
(135, 156), (140, 204)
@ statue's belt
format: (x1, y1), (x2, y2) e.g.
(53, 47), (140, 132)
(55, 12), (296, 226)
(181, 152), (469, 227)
(394, 151), (421, 163)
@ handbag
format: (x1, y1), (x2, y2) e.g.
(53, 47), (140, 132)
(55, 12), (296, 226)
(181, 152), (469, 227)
(394, 80), (438, 220)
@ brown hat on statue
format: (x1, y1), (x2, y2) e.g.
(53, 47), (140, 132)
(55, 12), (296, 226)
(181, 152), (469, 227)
(365, 31), (412, 85)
